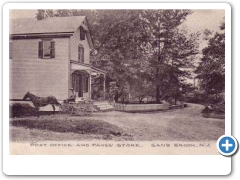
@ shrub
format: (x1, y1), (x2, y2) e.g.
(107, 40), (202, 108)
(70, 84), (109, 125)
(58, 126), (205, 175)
(10, 103), (36, 118)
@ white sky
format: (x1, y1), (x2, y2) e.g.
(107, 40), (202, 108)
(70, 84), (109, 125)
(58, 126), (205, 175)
(10, 9), (36, 19)
(183, 10), (224, 33)
(182, 10), (225, 50)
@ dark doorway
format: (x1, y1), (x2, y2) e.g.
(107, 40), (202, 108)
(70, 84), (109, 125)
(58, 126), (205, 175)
(72, 71), (89, 98)
(78, 75), (83, 97)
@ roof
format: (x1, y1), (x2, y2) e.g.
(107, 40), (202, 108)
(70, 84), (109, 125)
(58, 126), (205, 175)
(70, 60), (106, 74)
(10, 16), (86, 35)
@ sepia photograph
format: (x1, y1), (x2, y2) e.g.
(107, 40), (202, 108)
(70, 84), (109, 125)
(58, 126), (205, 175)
(8, 8), (226, 155)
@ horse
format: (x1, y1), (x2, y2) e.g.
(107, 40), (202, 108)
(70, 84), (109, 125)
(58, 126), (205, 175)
(23, 92), (61, 117)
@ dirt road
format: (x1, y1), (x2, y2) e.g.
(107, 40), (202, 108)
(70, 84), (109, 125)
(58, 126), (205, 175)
(88, 103), (224, 141)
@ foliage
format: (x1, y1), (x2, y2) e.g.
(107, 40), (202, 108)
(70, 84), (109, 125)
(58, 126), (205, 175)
(10, 103), (36, 118)
(136, 10), (200, 102)
(201, 101), (225, 119)
(91, 75), (105, 100)
(196, 21), (225, 101)
(129, 77), (155, 103)
(108, 81), (120, 102)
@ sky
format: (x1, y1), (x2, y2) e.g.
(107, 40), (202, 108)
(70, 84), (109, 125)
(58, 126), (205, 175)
(182, 10), (225, 50)
(183, 10), (224, 34)
(10, 9), (36, 19)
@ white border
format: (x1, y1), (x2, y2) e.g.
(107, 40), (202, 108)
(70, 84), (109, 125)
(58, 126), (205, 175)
(3, 3), (231, 175)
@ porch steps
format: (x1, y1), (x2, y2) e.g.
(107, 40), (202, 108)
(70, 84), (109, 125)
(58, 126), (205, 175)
(93, 101), (114, 111)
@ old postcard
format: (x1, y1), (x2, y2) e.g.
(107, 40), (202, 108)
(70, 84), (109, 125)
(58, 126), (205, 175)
(3, 2), (232, 175)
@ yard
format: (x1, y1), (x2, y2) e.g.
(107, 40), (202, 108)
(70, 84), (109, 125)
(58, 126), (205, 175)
(10, 103), (224, 142)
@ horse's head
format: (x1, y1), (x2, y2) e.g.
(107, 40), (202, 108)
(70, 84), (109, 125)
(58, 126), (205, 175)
(23, 91), (30, 100)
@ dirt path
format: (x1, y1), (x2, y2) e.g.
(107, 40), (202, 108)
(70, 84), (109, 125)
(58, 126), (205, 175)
(86, 103), (224, 141)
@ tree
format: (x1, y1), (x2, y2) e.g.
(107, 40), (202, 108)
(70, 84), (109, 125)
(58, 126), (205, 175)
(196, 20), (225, 101)
(140, 10), (199, 102)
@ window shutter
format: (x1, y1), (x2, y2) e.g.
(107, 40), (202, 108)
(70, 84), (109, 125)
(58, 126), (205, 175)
(50, 41), (55, 58)
(82, 47), (84, 62)
(38, 41), (43, 58)
(80, 26), (85, 40)
(78, 46), (81, 61)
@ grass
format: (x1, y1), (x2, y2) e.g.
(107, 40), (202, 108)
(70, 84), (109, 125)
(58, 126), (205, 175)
(10, 119), (130, 140)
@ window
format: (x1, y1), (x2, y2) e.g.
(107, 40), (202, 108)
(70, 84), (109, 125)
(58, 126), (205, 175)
(80, 26), (85, 40)
(38, 40), (55, 58)
(82, 76), (89, 93)
(78, 45), (84, 62)
(9, 42), (13, 59)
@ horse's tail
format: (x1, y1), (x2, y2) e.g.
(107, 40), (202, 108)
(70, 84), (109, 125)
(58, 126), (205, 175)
(56, 101), (62, 107)
(54, 99), (62, 107)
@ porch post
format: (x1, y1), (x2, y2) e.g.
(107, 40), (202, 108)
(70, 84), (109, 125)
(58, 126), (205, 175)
(89, 70), (92, 100)
(103, 73), (106, 100)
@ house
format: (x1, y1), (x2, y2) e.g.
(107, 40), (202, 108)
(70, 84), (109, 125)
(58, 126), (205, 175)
(9, 13), (106, 104)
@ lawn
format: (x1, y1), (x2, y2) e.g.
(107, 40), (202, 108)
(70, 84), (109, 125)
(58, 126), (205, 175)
(10, 103), (225, 142)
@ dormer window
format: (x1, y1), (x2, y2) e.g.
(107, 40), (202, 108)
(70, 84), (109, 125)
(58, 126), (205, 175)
(80, 26), (85, 40)
(38, 40), (55, 59)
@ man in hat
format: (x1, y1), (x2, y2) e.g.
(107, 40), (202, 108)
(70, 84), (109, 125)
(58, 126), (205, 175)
(68, 87), (76, 102)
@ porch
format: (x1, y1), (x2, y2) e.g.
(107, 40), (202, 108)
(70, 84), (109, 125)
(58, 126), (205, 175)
(70, 60), (106, 100)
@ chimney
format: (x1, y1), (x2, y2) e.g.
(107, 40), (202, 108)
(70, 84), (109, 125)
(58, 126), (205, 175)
(37, 10), (45, 20)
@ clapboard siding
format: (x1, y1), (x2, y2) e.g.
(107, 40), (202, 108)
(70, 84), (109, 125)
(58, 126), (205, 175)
(70, 27), (90, 64)
(10, 38), (69, 100)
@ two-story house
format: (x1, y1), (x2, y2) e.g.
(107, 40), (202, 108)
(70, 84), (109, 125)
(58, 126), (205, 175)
(10, 14), (106, 104)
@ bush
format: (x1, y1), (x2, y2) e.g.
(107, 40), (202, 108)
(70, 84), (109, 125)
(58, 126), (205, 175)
(201, 102), (225, 119)
(183, 91), (225, 105)
(10, 103), (36, 118)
